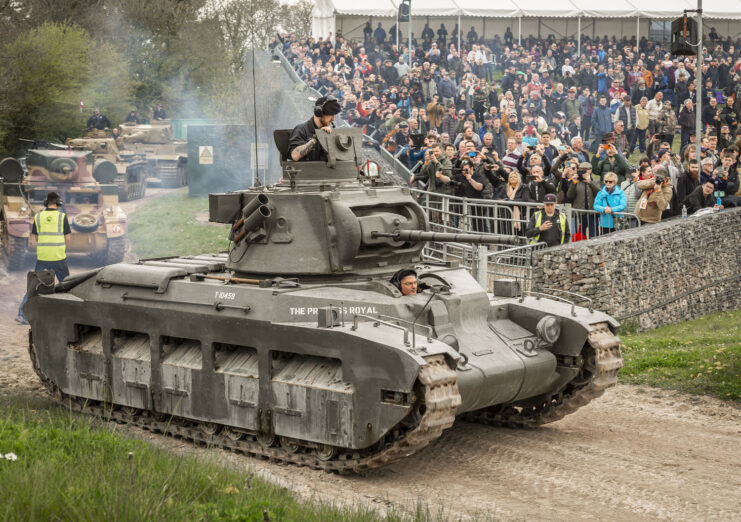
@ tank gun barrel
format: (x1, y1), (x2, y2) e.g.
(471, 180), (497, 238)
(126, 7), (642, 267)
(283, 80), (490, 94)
(372, 230), (521, 245)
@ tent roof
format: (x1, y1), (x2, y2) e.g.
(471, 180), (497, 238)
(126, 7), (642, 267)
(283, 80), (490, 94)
(320, 0), (741, 20)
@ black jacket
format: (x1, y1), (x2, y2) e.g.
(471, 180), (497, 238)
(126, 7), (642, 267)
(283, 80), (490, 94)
(684, 186), (714, 214)
(525, 209), (570, 247)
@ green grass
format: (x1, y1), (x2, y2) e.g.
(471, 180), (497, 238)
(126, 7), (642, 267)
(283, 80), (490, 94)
(619, 310), (741, 402)
(128, 188), (230, 259)
(0, 394), (437, 521)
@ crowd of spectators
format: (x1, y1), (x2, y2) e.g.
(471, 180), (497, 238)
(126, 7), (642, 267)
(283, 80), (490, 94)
(275, 24), (741, 243)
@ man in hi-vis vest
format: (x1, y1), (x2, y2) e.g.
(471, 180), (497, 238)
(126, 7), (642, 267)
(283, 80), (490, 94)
(16, 192), (71, 325)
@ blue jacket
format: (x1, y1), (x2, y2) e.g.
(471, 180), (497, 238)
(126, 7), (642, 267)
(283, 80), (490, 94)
(591, 105), (613, 136)
(593, 185), (627, 228)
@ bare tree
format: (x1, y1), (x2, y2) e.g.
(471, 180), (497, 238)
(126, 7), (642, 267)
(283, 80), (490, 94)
(279, 0), (313, 40)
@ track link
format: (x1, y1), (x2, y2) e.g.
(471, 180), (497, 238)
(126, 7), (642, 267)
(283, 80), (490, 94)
(28, 336), (460, 474)
(463, 322), (623, 428)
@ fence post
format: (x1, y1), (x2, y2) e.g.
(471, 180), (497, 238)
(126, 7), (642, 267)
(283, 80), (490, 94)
(474, 245), (489, 289)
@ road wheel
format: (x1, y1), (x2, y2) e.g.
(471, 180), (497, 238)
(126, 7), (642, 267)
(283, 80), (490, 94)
(103, 236), (127, 265)
(4, 235), (28, 270)
(70, 213), (99, 233)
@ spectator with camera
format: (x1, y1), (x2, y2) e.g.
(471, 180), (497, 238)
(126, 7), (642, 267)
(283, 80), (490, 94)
(526, 165), (556, 203)
(525, 193), (570, 247)
(634, 167), (673, 224)
(593, 172), (627, 235)
(594, 143), (629, 184)
(566, 162), (602, 237)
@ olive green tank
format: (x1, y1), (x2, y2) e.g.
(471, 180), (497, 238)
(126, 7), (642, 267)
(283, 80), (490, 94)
(119, 120), (187, 188)
(23, 128), (623, 473)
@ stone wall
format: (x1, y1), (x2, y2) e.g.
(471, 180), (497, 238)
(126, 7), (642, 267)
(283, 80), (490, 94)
(531, 208), (741, 330)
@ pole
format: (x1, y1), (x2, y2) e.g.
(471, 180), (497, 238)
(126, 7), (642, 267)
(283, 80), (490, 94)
(636, 16), (639, 48)
(457, 14), (461, 55)
(409, 1), (412, 67)
(695, 0), (703, 166)
(518, 16), (522, 46)
(577, 16), (581, 57)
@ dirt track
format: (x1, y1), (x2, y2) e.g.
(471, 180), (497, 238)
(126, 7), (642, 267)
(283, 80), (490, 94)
(1, 190), (740, 520)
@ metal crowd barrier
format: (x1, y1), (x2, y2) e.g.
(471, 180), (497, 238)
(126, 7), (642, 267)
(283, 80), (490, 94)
(411, 188), (641, 240)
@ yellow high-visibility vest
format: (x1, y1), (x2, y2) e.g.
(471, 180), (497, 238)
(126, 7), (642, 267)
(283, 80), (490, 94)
(530, 210), (567, 245)
(35, 209), (67, 261)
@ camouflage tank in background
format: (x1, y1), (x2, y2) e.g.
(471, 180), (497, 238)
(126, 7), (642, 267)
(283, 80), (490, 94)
(66, 130), (148, 201)
(0, 149), (127, 270)
(23, 128), (623, 473)
(119, 120), (187, 188)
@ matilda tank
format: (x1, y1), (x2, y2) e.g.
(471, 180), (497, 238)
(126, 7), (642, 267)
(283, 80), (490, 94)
(119, 121), (187, 188)
(66, 130), (148, 201)
(0, 149), (127, 270)
(24, 128), (623, 473)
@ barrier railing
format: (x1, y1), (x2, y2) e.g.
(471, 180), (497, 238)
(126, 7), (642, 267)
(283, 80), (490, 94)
(411, 188), (641, 240)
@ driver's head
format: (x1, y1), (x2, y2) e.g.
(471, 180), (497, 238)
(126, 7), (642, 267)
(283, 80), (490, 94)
(391, 268), (419, 296)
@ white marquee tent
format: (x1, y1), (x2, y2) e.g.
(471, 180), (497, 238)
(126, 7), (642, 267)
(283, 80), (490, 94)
(312, 0), (741, 47)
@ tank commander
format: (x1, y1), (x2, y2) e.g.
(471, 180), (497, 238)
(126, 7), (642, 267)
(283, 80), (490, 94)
(153, 104), (166, 120)
(390, 268), (421, 296)
(288, 95), (341, 162)
(86, 109), (111, 131)
(16, 191), (71, 325)
(124, 110), (138, 123)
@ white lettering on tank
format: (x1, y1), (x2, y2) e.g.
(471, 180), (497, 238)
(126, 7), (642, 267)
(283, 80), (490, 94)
(214, 291), (236, 300)
(288, 305), (378, 316)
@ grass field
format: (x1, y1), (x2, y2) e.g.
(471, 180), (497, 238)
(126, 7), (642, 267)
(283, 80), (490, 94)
(619, 310), (741, 402)
(0, 394), (438, 521)
(128, 188), (230, 259)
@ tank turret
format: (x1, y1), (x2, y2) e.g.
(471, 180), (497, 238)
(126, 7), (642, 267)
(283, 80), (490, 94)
(210, 128), (518, 277)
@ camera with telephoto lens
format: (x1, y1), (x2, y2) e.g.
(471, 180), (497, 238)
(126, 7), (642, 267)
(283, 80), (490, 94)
(409, 133), (425, 148)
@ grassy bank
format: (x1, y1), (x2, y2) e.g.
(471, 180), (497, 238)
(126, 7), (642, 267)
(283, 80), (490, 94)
(619, 310), (740, 401)
(0, 394), (428, 521)
(128, 188), (230, 259)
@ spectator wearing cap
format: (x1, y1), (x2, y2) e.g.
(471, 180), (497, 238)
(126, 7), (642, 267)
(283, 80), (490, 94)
(525, 193), (569, 247)
(477, 114), (496, 142)
(590, 94), (613, 153)
(593, 172), (627, 235)
(562, 87), (580, 124)
(657, 100), (677, 149)
(616, 95), (637, 155)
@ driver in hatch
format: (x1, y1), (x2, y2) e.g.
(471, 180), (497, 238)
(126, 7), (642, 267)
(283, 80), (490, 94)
(390, 268), (428, 296)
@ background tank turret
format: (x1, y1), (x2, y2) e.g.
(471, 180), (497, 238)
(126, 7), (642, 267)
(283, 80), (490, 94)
(23, 128), (623, 473)
(0, 149), (127, 269)
(66, 129), (148, 201)
(119, 120), (187, 188)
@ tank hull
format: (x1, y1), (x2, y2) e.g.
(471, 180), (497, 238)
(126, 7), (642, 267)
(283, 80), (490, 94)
(24, 255), (622, 472)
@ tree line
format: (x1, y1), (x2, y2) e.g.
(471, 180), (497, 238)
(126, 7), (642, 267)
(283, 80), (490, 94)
(0, 0), (312, 156)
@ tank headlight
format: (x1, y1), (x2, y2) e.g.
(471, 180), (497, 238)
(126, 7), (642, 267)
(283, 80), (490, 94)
(20, 205), (28, 213)
(536, 315), (561, 344)
(105, 206), (113, 213)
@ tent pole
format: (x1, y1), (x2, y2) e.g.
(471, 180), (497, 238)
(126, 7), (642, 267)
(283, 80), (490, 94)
(696, 0), (703, 167)
(577, 16), (581, 57)
(409, 3), (412, 67)
(636, 16), (639, 48)
(518, 16), (522, 46)
(458, 15), (461, 54)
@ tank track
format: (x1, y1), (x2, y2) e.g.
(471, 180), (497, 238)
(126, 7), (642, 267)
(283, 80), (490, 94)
(28, 332), (460, 474)
(463, 322), (623, 429)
